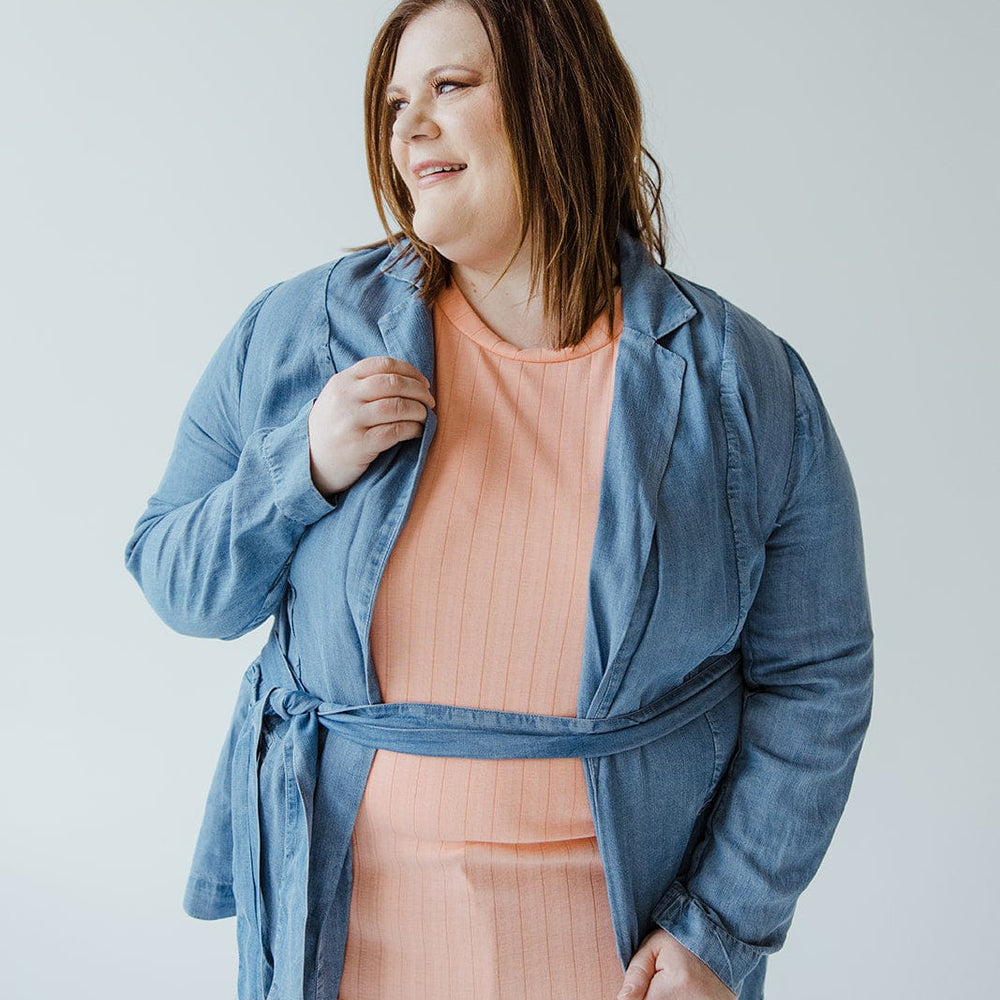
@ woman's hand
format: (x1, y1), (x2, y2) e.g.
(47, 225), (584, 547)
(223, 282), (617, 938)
(617, 929), (736, 1000)
(307, 355), (436, 498)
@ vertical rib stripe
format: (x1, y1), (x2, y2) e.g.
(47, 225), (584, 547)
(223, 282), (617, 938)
(340, 283), (624, 1000)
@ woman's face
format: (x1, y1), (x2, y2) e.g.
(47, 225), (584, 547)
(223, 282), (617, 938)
(388, 2), (523, 274)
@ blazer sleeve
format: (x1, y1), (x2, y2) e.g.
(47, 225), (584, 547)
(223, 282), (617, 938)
(124, 285), (338, 639)
(651, 341), (875, 993)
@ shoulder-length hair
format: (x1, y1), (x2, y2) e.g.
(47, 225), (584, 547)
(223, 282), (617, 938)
(364, 0), (666, 349)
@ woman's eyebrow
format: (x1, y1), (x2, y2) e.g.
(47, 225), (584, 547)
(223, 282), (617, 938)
(386, 64), (483, 98)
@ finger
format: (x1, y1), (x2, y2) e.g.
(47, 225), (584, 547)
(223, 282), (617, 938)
(355, 370), (436, 408)
(363, 419), (426, 454)
(349, 354), (430, 387)
(617, 946), (656, 1000)
(361, 395), (432, 428)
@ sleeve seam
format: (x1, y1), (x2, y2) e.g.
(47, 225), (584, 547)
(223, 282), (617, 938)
(775, 337), (803, 524)
(235, 281), (285, 434)
(321, 255), (346, 376)
(719, 298), (749, 648)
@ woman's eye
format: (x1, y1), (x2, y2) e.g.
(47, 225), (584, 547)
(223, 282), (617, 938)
(388, 80), (464, 116)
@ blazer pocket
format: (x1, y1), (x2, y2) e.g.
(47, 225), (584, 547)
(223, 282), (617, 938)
(674, 686), (745, 879)
(701, 684), (743, 801)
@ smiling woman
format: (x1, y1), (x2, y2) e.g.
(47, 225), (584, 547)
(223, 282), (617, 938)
(124, 1), (874, 999)
(385, 7), (522, 283)
(365, 0), (665, 352)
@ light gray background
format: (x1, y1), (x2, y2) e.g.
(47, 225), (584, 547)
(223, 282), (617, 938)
(2, 1), (996, 997)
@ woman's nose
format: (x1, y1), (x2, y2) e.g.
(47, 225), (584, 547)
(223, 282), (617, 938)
(392, 99), (440, 142)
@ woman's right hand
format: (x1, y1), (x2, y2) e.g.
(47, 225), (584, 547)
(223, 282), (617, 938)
(307, 355), (436, 499)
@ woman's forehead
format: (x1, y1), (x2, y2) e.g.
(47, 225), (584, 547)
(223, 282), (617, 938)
(390, 3), (493, 83)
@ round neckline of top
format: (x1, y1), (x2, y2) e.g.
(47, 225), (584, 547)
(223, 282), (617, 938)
(435, 283), (623, 363)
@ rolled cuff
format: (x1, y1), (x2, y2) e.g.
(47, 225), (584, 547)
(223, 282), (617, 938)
(260, 398), (340, 524)
(184, 873), (236, 920)
(652, 881), (765, 996)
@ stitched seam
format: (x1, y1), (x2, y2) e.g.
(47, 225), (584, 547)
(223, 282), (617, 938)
(692, 891), (767, 964)
(718, 298), (747, 650)
(321, 255), (346, 376)
(706, 921), (736, 984)
(775, 338), (806, 521)
(689, 690), (753, 886)
(704, 705), (723, 790)
(188, 874), (234, 889)
(235, 282), (283, 432)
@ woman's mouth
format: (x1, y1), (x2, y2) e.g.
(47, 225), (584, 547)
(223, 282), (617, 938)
(413, 162), (468, 186)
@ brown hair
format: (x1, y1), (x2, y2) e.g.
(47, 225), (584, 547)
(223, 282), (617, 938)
(364, 0), (666, 349)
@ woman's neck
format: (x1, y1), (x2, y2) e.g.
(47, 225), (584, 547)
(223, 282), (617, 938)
(448, 246), (622, 351)
(450, 250), (554, 351)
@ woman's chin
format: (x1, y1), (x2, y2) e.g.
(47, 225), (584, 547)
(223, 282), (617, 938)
(412, 219), (457, 254)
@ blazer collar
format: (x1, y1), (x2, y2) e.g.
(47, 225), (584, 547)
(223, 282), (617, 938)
(377, 229), (697, 340)
(616, 228), (697, 342)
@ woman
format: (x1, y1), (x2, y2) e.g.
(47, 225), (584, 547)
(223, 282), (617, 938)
(125, 1), (874, 998)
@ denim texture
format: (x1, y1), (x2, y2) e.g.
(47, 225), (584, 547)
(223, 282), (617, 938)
(125, 231), (874, 1000)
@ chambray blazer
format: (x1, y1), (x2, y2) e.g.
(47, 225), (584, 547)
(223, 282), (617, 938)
(125, 230), (874, 1000)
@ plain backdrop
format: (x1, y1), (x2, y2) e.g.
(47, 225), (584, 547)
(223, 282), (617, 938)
(2, 1), (996, 997)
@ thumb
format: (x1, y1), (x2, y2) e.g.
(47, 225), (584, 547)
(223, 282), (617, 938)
(617, 943), (656, 1000)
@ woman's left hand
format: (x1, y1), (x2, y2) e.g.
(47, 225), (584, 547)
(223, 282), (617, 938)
(616, 929), (737, 1000)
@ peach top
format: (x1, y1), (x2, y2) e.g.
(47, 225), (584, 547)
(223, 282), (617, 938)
(338, 283), (625, 1000)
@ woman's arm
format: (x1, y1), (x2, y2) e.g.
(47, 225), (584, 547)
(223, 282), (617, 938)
(124, 285), (338, 639)
(651, 341), (875, 994)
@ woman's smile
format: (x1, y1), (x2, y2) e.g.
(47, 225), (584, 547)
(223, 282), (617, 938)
(411, 159), (468, 187)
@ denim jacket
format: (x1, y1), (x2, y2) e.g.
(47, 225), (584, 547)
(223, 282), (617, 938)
(125, 231), (873, 1000)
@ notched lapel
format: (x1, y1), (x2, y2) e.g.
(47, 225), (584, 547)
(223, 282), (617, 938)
(375, 294), (439, 529)
(580, 231), (699, 717)
(580, 332), (687, 717)
(377, 296), (436, 388)
(344, 296), (439, 703)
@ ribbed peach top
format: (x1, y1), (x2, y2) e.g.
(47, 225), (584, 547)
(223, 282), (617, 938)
(338, 283), (624, 1000)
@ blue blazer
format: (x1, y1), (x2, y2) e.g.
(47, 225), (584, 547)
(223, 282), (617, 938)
(125, 230), (874, 1000)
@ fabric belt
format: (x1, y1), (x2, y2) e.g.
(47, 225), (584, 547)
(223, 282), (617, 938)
(231, 647), (742, 999)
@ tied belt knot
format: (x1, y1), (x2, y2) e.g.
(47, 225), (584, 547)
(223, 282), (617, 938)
(232, 648), (742, 999)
